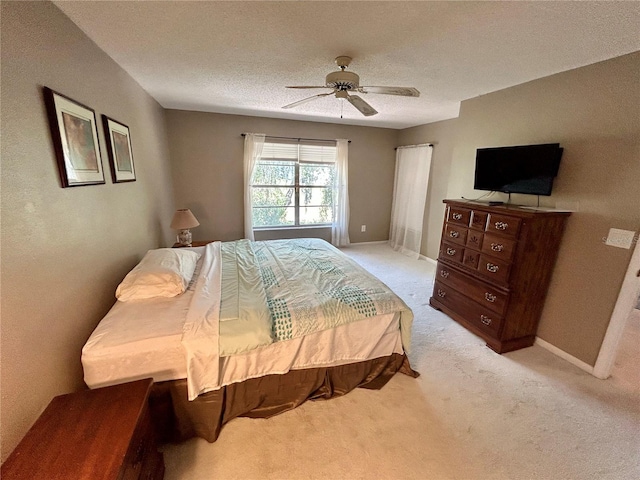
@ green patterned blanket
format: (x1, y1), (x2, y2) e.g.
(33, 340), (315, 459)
(218, 238), (413, 356)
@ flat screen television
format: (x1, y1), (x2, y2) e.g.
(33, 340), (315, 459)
(474, 143), (563, 196)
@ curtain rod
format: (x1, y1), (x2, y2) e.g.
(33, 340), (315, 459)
(394, 143), (434, 150)
(241, 133), (350, 144)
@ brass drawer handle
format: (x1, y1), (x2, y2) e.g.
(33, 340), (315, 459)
(437, 289), (446, 298)
(486, 263), (499, 273)
(446, 248), (457, 256)
(449, 230), (460, 238)
(495, 221), (508, 230)
(440, 270), (450, 279)
(452, 213), (463, 220)
(485, 292), (496, 303)
(490, 243), (504, 252)
(480, 315), (492, 326)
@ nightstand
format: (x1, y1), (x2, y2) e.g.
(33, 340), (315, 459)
(1, 378), (164, 480)
(172, 240), (213, 248)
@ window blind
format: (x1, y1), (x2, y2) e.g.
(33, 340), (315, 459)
(260, 141), (337, 163)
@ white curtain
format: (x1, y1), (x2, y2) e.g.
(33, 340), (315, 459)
(389, 145), (433, 258)
(332, 139), (350, 247)
(243, 133), (265, 240)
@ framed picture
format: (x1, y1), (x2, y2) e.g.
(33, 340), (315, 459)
(102, 115), (136, 183)
(43, 87), (105, 187)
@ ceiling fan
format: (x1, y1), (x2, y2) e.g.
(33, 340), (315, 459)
(283, 56), (420, 117)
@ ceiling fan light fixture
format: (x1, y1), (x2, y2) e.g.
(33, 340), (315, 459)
(325, 70), (359, 90)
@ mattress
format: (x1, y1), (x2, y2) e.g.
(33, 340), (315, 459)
(82, 245), (405, 390)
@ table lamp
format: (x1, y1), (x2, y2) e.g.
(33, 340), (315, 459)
(170, 209), (200, 247)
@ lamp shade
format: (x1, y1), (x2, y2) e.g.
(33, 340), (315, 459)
(170, 209), (200, 230)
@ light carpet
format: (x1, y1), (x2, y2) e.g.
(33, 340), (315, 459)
(162, 243), (639, 480)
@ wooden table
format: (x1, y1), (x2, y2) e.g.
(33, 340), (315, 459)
(1, 378), (164, 480)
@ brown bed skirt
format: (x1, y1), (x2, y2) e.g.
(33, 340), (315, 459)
(149, 353), (418, 444)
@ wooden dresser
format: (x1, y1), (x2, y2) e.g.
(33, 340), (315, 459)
(430, 199), (570, 353)
(1, 378), (164, 480)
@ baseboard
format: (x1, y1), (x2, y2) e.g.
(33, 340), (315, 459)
(348, 240), (389, 246)
(347, 243), (438, 266)
(534, 337), (594, 375)
(419, 255), (437, 265)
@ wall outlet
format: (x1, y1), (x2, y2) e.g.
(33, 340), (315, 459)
(361, 225), (366, 232)
(604, 228), (636, 249)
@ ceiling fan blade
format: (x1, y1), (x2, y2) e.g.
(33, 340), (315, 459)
(286, 86), (331, 89)
(346, 94), (378, 117)
(359, 86), (420, 97)
(282, 91), (334, 109)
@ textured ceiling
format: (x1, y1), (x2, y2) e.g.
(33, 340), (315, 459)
(54, 1), (640, 129)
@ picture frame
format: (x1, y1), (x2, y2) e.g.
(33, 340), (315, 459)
(43, 87), (105, 187)
(102, 115), (136, 183)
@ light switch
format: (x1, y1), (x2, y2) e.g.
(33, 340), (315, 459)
(605, 228), (636, 249)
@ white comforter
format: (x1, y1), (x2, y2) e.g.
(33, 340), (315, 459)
(181, 239), (413, 400)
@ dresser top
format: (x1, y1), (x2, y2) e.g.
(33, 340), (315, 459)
(444, 199), (572, 217)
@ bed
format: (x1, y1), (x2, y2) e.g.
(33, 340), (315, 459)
(82, 238), (417, 443)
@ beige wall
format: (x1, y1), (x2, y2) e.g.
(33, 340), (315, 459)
(398, 119), (459, 259)
(165, 110), (399, 244)
(0, 1), (175, 461)
(409, 52), (640, 365)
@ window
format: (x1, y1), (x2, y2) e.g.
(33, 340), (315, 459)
(251, 142), (336, 228)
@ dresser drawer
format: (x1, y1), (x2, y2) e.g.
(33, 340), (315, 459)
(436, 263), (457, 284)
(122, 410), (150, 479)
(466, 230), (483, 250)
(435, 263), (508, 315)
(447, 206), (471, 226)
(433, 281), (503, 336)
(477, 254), (511, 285)
(439, 242), (464, 264)
(486, 213), (521, 237)
(469, 286), (508, 316)
(480, 233), (516, 261)
(444, 224), (468, 245)
(122, 405), (161, 480)
(468, 307), (503, 337)
(461, 249), (480, 269)
(470, 210), (488, 231)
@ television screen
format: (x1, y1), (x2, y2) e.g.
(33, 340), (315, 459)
(474, 143), (563, 196)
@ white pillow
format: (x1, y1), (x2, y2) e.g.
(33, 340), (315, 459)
(115, 248), (201, 301)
